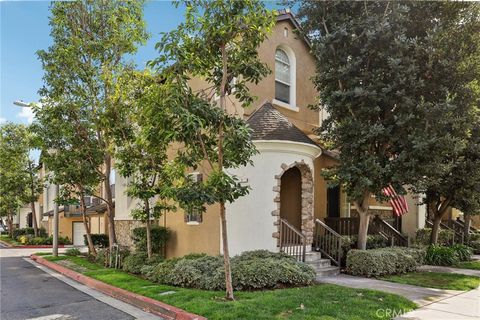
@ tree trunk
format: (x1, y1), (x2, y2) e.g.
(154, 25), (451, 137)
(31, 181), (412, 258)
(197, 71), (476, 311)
(145, 200), (152, 259)
(29, 162), (39, 237)
(463, 214), (471, 243)
(30, 201), (39, 237)
(353, 193), (370, 250)
(430, 213), (442, 245)
(220, 202), (234, 300)
(80, 196), (96, 255)
(7, 213), (13, 238)
(104, 154), (117, 249)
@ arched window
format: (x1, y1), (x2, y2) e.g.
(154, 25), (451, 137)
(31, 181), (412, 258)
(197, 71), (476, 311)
(275, 48), (291, 104)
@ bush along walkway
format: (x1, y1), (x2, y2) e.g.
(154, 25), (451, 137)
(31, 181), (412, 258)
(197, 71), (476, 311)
(31, 254), (417, 320)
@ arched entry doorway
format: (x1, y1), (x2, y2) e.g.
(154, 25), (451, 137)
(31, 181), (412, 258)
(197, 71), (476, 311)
(273, 161), (315, 245)
(280, 167), (302, 229)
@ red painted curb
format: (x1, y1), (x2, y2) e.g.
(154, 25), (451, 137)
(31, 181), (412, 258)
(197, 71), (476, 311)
(31, 255), (207, 320)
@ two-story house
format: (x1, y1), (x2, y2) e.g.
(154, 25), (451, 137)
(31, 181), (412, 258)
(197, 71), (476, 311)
(113, 10), (435, 265)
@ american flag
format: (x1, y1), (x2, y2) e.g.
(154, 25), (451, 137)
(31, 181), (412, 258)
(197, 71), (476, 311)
(382, 185), (409, 217)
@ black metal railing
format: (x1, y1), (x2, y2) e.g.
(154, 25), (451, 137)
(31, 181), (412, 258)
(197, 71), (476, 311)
(372, 215), (408, 247)
(279, 218), (306, 262)
(314, 219), (342, 266)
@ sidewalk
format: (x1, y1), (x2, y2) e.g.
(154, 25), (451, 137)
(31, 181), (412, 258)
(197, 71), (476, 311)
(317, 274), (462, 306)
(418, 265), (480, 277)
(396, 287), (480, 319)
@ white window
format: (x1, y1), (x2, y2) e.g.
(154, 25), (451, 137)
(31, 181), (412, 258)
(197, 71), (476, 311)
(275, 49), (291, 104)
(274, 47), (297, 111)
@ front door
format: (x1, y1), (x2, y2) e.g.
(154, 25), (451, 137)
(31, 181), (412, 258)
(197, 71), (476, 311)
(73, 222), (86, 246)
(280, 167), (302, 230)
(327, 186), (340, 218)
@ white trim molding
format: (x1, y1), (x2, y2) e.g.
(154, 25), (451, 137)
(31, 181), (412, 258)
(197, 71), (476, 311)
(254, 140), (321, 159)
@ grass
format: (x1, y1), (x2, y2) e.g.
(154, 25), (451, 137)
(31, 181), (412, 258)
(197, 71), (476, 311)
(0, 234), (21, 246)
(453, 260), (480, 271)
(41, 255), (416, 320)
(381, 271), (480, 291)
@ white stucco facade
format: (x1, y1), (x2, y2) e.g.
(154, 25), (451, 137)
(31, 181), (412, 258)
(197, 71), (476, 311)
(225, 140), (321, 256)
(114, 173), (141, 221)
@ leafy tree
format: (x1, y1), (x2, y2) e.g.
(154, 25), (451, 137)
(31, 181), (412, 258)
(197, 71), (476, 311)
(113, 71), (178, 258)
(295, 2), (427, 249)
(393, 3), (480, 244)
(20, 131), (44, 237)
(296, 1), (480, 248)
(36, 0), (148, 248)
(0, 123), (29, 237)
(33, 99), (105, 254)
(150, 0), (274, 299)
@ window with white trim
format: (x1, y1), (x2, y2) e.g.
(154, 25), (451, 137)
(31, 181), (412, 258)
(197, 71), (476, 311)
(275, 48), (291, 104)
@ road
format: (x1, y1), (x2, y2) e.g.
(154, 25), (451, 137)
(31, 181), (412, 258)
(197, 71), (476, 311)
(0, 247), (160, 320)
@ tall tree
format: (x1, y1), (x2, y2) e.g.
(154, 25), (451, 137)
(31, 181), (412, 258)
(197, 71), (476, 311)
(33, 99), (105, 254)
(394, 3), (480, 244)
(113, 71), (178, 258)
(36, 0), (148, 248)
(295, 2), (426, 249)
(150, 0), (274, 300)
(0, 123), (30, 237)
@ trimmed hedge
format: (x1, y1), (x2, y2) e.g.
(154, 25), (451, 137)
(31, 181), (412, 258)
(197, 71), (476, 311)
(18, 234), (71, 245)
(132, 226), (170, 255)
(346, 247), (425, 277)
(13, 227), (48, 239)
(144, 250), (315, 291)
(122, 252), (164, 274)
(415, 228), (455, 246)
(84, 234), (109, 248)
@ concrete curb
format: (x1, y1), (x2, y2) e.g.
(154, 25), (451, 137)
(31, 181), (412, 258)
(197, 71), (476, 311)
(31, 254), (207, 320)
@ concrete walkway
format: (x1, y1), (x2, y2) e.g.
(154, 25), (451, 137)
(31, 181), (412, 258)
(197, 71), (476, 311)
(418, 265), (480, 277)
(396, 287), (480, 319)
(317, 274), (462, 306)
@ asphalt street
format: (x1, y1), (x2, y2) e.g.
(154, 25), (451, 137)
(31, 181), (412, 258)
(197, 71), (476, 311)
(0, 248), (137, 320)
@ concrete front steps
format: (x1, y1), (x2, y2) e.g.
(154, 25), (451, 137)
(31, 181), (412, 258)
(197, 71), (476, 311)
(304, 251), (340, 277)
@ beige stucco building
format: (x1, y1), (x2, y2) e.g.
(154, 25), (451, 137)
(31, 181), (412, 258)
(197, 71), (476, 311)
(112, 11), (432, 259)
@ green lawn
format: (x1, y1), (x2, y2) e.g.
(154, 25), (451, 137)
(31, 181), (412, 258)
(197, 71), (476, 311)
(453, 260), (480, 271)
(42, 255), (416, 320)
(381, 272), (480, 291)
(0, 234), (20, 246)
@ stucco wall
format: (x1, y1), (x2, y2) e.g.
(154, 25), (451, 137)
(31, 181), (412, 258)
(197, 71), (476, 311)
(225, 141), (319, 256)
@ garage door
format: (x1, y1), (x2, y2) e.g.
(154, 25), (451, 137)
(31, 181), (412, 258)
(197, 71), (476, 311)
(73, 222), (86, 246)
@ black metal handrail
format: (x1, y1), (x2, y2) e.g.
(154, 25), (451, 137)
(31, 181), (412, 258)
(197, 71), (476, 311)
(372, 215), (408, 247)
(279, 218), (306, 262)
(314, 219), (342, 266)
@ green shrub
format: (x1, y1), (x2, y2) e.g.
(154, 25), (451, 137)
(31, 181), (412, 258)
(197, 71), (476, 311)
(415, 228), (455, 246)
(65, 248), (81, 256)
(123, 252), (148, 274)
(131, 226), (170, 255)
(84, 234), (109, 247)
(147, 250), (315, 291)
(346, 247), (422, 277)
(95, 249), (107, 266)
(451, 244), (473, 261)
(468, 233), (480, 242)
(13, 227), (47, 240)
(425, 245), (459, 266)
(469, 240), (480, 254)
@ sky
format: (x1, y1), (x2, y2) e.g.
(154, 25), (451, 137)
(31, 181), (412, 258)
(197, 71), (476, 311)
(0, 1), (282, 126)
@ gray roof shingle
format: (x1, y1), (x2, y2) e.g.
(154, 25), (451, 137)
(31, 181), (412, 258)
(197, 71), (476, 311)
(247, 102), (318, 147)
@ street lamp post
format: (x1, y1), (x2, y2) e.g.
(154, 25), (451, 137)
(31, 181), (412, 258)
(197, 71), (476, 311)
(13, 100), (59, 257)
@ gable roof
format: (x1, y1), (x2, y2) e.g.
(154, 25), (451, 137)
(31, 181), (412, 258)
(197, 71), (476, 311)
(247, 102), (318, 147)
(275, 9), (311, 48)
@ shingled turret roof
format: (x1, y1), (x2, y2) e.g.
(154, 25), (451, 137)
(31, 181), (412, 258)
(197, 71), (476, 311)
(247, 102), (318, 147)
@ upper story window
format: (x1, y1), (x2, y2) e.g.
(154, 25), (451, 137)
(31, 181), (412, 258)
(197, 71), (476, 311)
(275, 49), (291, 104)
(274, 46), (297, 111)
